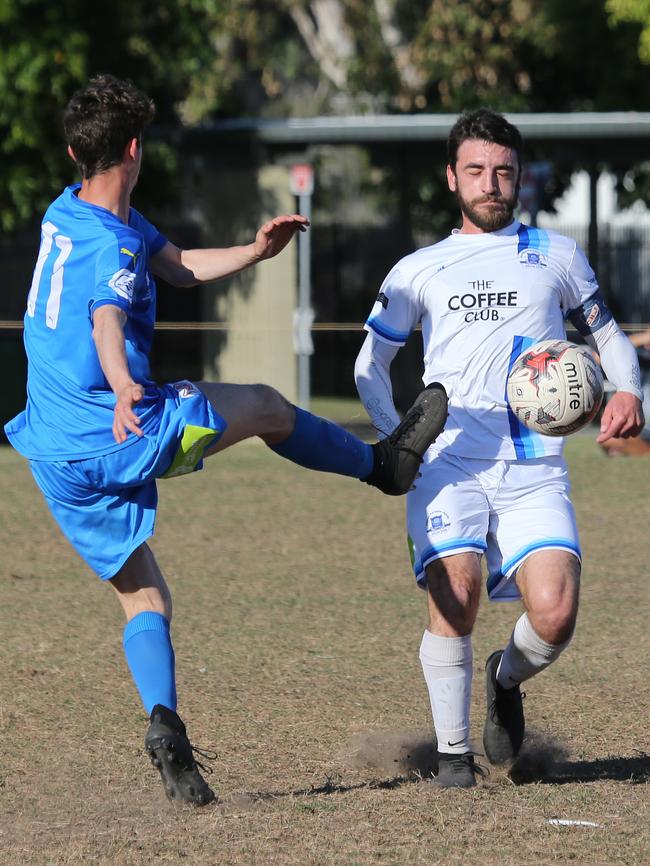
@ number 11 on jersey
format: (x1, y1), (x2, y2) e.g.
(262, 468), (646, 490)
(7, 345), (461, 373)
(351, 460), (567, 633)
(27, 221), (73, 330)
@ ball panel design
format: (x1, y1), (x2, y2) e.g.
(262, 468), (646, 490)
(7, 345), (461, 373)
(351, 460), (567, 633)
(506, 340), (604, 436)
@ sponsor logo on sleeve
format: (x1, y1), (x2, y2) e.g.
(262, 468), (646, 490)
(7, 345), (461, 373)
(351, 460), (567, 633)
(585, 303), (600, 328)
(376, 291), (389, 309)
(108, 268), (137, 302)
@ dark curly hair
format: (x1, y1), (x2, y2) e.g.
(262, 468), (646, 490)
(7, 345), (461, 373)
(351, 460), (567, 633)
(63, 74), (155, 179)
(447, 108), (523, 169)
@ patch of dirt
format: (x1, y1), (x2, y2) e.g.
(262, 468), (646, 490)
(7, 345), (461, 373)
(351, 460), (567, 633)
(340, 727), (436, 778)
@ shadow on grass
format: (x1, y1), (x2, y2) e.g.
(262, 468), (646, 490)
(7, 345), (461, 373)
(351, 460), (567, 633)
(225, 775), (417, 810)
(224, 731), (649, 810)
(228, 731), (439, 808)
(248, 753), (650, 803)
(509, 749), (650, 786)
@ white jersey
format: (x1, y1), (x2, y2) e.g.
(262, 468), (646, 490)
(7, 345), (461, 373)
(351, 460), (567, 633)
(364, 221), (609, 460)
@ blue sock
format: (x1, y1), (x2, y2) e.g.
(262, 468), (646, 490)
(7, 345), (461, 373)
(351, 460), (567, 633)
(123, 611), (177, 716)
(269, 406), (374, 478)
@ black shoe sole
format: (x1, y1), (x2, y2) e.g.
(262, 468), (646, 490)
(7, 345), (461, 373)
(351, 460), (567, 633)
(365, 382), (448, 495)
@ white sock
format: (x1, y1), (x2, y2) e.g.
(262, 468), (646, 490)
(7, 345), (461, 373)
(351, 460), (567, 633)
(497, 613), (573, 688)
(419, 630), (473, 755)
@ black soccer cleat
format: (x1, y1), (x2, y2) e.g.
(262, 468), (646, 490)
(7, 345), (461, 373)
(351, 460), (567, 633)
(483, 650), (525, 765)
(145, 704), (216, 806)
(429, 752), (488, 789)
(363, 382), (448, 495)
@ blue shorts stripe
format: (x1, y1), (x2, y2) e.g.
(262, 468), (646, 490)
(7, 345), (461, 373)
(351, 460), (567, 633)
(414, 538), (487, 578)
(486, 538), (581, 595)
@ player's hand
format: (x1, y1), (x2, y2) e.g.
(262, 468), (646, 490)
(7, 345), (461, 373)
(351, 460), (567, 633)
(596, 391), (644, 442)
(252, 214), (309, 261)
(113, 383), (145, 444)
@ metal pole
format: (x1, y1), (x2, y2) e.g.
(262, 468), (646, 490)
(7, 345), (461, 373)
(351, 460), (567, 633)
(296, 191), (313, 409)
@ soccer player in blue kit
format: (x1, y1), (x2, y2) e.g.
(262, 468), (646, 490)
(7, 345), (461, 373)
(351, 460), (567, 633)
(5, 75), (448, 806)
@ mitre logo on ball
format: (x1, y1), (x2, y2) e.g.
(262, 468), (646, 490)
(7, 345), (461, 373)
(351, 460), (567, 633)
(506, 339), (605, 436)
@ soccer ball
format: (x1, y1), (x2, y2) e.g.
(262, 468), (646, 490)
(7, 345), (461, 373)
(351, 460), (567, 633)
(506, 339), (604, 436)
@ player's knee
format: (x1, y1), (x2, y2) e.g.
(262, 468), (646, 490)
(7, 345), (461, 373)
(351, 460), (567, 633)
(249, 384), (294, 439)
(110, 544), (173, 621)
(113, 585), (172, 622)
(528, 588), (578, 644)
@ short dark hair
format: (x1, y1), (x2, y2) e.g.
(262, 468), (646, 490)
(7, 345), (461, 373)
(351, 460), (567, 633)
(63, 74), (155, 179)
(447, 108), (523, 168)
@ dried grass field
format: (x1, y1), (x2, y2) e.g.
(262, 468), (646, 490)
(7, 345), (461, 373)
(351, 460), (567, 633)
(1, 427), (649, 866)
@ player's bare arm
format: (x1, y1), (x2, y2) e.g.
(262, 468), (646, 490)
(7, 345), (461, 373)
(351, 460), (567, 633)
(597, 391), (644, 442)
(92, 304), (144, 443)
(150, 214), (309, 287)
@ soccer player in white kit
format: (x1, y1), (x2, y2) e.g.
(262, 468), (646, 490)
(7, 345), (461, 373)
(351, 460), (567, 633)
(354, 108), (645, 788)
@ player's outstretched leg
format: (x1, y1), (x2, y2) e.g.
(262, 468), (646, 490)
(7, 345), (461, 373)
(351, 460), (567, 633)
(483, 650), (525, 765)
(431, 753), (488, 789)
(145, 704), (216, 806)
(363, 383), (448, 495)
(265, 382), (447, 492)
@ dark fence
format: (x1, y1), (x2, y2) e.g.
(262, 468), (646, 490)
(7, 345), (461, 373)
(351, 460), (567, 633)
(546, 222), (650, 323)
(2, 220), (650, 434)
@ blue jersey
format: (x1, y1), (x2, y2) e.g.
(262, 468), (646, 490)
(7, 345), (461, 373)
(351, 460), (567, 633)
(5, 184), (167, 460)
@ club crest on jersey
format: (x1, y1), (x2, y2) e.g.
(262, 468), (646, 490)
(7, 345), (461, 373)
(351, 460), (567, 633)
(109, 268), (137, 302)
(519, 249), (548, 267)
(427, 510), (451, 534)
(173, 380), (199, 399)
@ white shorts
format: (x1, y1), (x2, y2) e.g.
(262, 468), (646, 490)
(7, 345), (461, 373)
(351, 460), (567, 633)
(406, 451), (581, 602)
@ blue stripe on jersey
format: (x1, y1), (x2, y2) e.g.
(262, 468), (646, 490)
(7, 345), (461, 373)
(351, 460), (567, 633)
(532, 226), (549, 255)
(517, 224), (550, 256)
(486, 538), (581, 595)
(517, 224), (529, 253)
(505, 335), (544, 459)
(366, 316), (410, 344)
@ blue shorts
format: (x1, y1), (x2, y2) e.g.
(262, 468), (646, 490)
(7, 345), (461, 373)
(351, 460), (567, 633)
(30, 381), (226, 580)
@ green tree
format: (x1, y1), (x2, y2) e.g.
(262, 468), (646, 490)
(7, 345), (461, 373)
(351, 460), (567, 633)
(0, 0), (215, 231)
(181, 0), (650, 117)
(3, 0), (650, 230)
(607, 0), (650, 62)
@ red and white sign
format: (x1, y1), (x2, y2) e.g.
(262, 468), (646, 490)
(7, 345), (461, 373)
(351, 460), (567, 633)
(289, 163), (314, 196)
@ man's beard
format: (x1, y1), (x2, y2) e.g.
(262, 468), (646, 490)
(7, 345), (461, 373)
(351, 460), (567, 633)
(455, 189), (517, 232)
